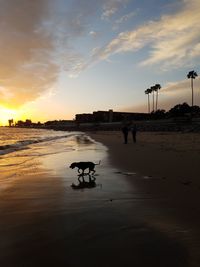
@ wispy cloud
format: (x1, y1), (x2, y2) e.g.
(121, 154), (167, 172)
(115, 11), (138, 24)
(162, 76), (200, 95)
(101, 0), (129, 20)
(89, 31), (98, 37)
(91, 0), (200, 70)
(60, 0), (200, 79)
(113, 10), (139, 30)
(157, 76), (200, 109)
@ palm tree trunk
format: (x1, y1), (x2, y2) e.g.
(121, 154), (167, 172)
(149, 94), (151, 113)
(156, 90), (158, 111)
(191, 78), (194, 106)
(152, 91), (154, 112)
(148, 94), (150, 113)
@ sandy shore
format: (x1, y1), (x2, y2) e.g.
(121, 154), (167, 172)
(88, 131), (200, 266)
(0, 131), (200, 266)
(89, 131), (200, 183)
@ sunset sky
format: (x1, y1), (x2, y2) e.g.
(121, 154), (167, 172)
(0, 0), (200, 125)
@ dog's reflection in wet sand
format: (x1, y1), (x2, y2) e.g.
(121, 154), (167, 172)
(71, 173), (96, 190)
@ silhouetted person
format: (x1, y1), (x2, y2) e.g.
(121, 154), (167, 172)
(122, 125), (129, 144)
(130, 124), (137, 143)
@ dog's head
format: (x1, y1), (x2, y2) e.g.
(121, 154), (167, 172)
(70, 162), (77, 169)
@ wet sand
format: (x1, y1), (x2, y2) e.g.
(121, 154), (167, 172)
(88, 131), (200, 266)
(0, 132), (200, 266)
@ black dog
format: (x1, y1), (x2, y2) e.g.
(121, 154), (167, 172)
(69, 160), (101, 174)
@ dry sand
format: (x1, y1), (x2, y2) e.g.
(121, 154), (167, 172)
(89, 131), (200, 183)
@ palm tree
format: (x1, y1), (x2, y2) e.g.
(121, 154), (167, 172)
(154, 84), (161, 111)
(8, 119), (13, 127)
(150, 85), (156, 112)
(145, 88), (151, 113)
(187, 70), (198, 107)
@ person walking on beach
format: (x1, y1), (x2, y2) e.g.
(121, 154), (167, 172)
(130, 124), (137, 143)
(121, 125), (129, 144)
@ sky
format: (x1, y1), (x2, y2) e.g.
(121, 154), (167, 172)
(0, 0), (200, 125)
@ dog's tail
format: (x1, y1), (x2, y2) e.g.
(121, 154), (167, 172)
(95, 160), (101, 166)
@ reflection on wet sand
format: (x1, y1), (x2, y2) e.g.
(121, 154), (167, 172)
(71, 174), (97, 189)
(0, 133), (193, 266)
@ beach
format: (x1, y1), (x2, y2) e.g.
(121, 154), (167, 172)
(89, 131), (200, 266)
(0, 129), (200, 266)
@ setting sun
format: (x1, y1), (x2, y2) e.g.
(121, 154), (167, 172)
(0, 106), (18, 126)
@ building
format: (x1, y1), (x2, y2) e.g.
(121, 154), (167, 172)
(75, 110), (149, 123)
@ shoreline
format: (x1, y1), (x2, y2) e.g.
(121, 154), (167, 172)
(88, 131), (200, 183)
(0, 130), (200, 266)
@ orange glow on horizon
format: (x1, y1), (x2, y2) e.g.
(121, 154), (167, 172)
(0, 106), (27, 126)
(0, 102), (74, 126)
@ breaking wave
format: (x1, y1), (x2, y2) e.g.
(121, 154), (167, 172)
(0, 134), (75, 156)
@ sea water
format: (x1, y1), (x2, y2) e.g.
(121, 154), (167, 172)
(0, 127), (133, 196)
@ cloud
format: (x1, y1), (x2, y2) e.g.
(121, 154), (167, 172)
(0, 0), (60, 107)
(140, 2), (200, 67)
(1, 0), (128, 105)
(157, 76), (200, 109)
(162, 80), (189, 95)
(90, 0), (200, 70)
(0, 0), (99, 107)
(101, 0), (129, 20)
(89, 30), (101, 39)
(56, 0), (200, 78)
(162, 76), (200, 95)
(56, 0), (102, 38)
(0, 0), (107, 107)
(189, 43), (200, 57)
(115, 11), (137, 24)
(113, 10), (139, 30)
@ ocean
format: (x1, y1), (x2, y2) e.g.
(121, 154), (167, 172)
(0, 127), (105, 186)
(0, 127), (78, 156)
(0, 127), (132, 195)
